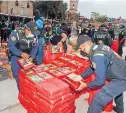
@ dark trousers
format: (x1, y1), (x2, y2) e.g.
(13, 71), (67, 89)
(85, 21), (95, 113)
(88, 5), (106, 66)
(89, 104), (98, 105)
(87, 79), (126, 113)
(1, 29), (7, 42)
(10, 56), (21, 90)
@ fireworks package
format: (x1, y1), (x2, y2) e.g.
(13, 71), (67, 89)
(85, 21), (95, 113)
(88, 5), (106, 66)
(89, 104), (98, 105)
(51, 60), (67, 67)
(37, 72), (54, 80)
(57, 56), (71, 64)
(25, 74), (44, 91)
(47, 69), (66, 79)
(51, 45), (63, 54)
(64, 53), (75, 59)
(56, 67), (77, 75)
(17, 58), (35, 71)
(32, 64), (57, 73)
(63, 73), (82, 91)
(67, 60), (85, 69)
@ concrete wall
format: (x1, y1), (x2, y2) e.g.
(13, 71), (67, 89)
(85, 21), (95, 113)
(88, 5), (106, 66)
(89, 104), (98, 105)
(0, 1), (33, 17)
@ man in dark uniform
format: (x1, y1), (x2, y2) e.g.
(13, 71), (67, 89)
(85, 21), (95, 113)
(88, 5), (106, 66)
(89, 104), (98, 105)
(33, 10), (44, 65)
(118, 24), (126, 56)
(108, 23), (115, 40)
(76, 35), (126, 113)
(83, 24), (92, 37)
(94, 24), (112, 46)
(44, 21), (67, 52)
(8, 22), (39, 90)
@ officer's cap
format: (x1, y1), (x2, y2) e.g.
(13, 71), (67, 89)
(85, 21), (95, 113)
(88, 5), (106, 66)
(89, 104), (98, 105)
(75, 35), (91, 50)
(25, 21), (40, 36)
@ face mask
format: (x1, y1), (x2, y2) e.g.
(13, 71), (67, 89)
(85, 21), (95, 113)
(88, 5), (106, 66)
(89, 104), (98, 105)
(27, 34), (34, 38)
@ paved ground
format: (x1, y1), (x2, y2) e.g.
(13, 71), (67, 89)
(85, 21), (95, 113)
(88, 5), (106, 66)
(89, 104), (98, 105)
(0, 79), (126, 113)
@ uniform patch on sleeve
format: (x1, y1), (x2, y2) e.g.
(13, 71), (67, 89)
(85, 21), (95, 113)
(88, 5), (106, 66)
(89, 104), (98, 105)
(11, 36), (16, 41)
(92, 62), (96, 69)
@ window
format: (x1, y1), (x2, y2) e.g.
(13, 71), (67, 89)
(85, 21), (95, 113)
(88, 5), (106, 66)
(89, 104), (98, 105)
(27, 2), (30, 8)
(15, 0), (18, 6)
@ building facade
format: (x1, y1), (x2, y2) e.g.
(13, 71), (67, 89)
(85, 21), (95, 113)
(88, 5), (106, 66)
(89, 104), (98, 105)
(66, 0), (79, 26)
(0, 0), (33, 17)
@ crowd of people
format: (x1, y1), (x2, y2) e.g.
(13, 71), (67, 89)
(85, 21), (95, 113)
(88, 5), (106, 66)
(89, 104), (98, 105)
(1, 9), (126, 113)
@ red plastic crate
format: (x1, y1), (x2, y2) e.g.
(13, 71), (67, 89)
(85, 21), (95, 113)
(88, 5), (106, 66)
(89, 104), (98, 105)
(17, 59), (35, 71)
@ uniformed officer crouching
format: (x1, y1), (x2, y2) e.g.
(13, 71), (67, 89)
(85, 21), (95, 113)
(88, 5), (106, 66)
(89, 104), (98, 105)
(76, 35), (126, 113)
(8, 21), (39, 90)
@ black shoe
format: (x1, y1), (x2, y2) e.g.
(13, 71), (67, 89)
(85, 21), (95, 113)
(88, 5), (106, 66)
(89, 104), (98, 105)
(113, 106), (117, 112)
(113, 106), (124, 113)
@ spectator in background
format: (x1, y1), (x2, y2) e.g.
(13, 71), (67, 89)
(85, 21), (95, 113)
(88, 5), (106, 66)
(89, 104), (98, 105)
(33, 10), (44, 65)
(77, 24), (83, 36)
(1, 20), (7, 43)
(94, 24), (112, 47)
(90, 25), (96, 42)
(108, 23), (115, 40)
(118, 24), (126, 56)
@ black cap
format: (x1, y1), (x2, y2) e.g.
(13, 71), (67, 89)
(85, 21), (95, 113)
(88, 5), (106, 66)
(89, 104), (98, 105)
(33, 10), (40, 21)
(75, 35), (91, 50)
(25, 22), (40, 36)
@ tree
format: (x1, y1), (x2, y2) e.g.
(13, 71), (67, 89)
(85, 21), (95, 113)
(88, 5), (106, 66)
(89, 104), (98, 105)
(32, 1), (68, 20)
(96, 15), (107, 23)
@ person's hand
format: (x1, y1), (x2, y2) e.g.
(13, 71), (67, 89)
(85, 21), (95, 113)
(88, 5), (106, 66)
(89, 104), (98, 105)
(29, 57), (33, 62)
(77, 81), (87, 91)
(57, 41), (63, 47)
(21, 52), (29, 59)
(0, 61), (3, 66)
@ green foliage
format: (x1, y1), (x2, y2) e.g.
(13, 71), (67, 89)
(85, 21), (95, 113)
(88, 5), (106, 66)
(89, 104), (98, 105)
(32, 1), (68, 20)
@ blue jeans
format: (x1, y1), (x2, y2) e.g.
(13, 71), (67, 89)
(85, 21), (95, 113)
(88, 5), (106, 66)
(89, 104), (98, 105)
(36, 38), (44, 65)
(88, 79), (126, 113)
(10, 56), (21, 90)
